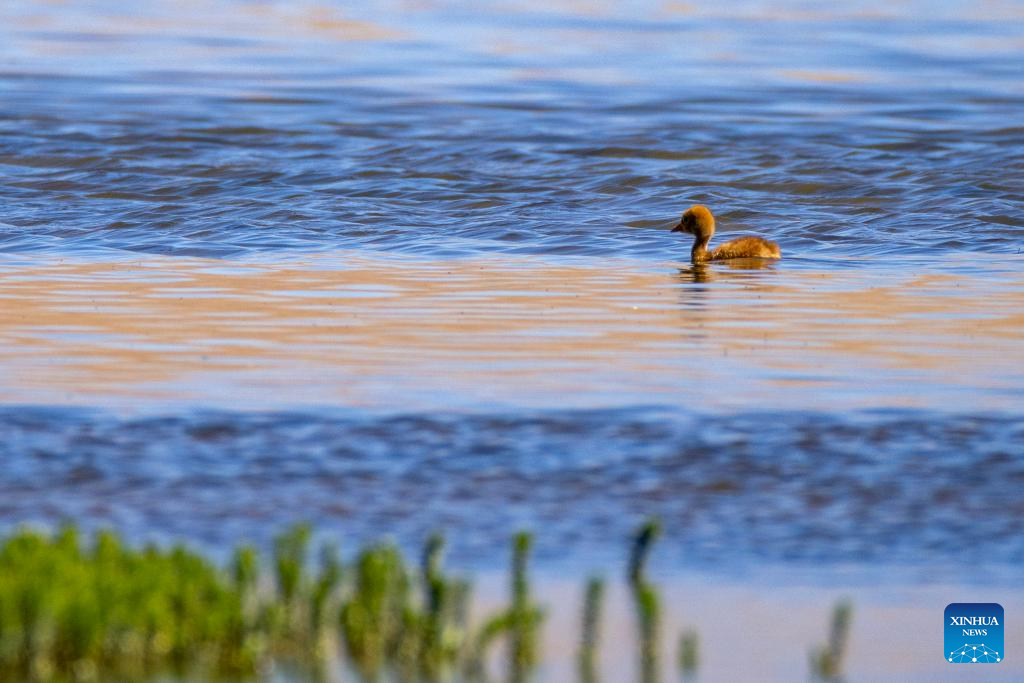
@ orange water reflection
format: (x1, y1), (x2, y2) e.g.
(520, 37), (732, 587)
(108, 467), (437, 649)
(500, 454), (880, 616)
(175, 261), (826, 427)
(1, 253), (1021, 411)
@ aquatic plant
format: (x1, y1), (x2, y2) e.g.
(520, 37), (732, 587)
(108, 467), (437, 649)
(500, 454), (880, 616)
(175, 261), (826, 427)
(417, 532), (471, 678)
(508, 532), (543, 681)
(578, 577), (604, 683)
(0, 523), (848, 682)
(310, 543), (343, 642)
(810, 599), (853, 681)
(468, 532), (545, 683)
(678, 630), (699, 680)
(629, 519), (663, 683)
(628, 518), (661, 585)
(0, 525), (263, 681)
(339, 541), (413, 678)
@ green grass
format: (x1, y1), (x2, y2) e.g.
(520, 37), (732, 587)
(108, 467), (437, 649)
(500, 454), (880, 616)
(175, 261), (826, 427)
(0, 522), (853, 682)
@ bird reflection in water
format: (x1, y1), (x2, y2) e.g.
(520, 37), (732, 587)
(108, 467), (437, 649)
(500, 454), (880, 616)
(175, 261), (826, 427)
(678, 258), (778, 284)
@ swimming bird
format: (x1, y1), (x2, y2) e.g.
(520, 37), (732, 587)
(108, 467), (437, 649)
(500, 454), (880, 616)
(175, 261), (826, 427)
(671, 205), (781, 263)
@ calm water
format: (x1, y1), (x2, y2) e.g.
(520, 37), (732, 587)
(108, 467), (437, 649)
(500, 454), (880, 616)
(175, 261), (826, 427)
(1, 1), (1023, 678)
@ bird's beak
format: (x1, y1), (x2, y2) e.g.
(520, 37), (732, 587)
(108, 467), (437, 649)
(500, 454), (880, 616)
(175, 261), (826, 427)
(671, 221), (685, 233)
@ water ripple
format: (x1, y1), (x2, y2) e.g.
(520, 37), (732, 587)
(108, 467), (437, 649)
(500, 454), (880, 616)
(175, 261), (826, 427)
(0, 2), (1021, 259)
(1, 406), (1021, 578)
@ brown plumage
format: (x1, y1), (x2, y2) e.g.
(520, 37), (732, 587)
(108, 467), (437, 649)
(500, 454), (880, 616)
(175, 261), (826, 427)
(671, 205), (781, 264)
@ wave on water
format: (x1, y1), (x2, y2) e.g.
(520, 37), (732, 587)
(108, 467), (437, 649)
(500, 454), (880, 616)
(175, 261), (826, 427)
(2, 406), (1022, 580)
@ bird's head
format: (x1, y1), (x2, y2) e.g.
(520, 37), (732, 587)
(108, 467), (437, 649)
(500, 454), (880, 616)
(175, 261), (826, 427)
(671, 205), (715, 239)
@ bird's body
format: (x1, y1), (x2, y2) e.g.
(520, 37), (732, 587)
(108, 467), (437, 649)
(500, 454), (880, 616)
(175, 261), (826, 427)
(703, 235), (781, 262)
(671, 205), (781, 264)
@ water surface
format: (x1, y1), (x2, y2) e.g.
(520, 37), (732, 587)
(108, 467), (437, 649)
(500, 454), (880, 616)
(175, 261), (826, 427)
(1, 253), (1020, 411)
(0, 2), (1023, 677)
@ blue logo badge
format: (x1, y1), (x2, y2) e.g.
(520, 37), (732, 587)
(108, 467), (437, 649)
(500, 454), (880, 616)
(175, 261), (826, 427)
(945, 603), (1003, 663)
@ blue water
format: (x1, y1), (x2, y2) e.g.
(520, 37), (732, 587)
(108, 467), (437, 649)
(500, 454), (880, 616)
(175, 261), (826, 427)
(3, 406), (1022, 583)
(1, 1), (1021, 259)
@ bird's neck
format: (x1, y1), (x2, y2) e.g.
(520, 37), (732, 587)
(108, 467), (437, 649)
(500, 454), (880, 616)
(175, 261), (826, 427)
(691, 236), (711, 263)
